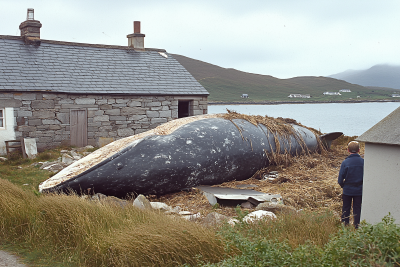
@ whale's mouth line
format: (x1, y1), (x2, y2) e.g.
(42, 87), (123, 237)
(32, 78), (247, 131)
(38, 114), (220, 192)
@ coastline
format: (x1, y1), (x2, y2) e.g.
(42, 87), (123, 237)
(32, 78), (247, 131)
(208, 99), (400, 105)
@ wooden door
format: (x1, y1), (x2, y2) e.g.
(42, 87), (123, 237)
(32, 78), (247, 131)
(70, 109), (88, 147)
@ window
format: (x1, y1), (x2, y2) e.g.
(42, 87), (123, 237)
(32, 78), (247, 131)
(0, 109), (4, 128)
(178, 100), (192, 118)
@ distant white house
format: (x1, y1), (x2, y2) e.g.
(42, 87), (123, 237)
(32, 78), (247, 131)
(356, 106), (400, 224)
(339, 89), (351, 93)
(391, 94), (400, 97)
(323, 92), (341, 95)
(241, 94), (249, 98)
(288, 94), (311, 98)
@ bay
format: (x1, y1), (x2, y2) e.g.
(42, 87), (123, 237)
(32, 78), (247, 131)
(208, 102), (400, 136)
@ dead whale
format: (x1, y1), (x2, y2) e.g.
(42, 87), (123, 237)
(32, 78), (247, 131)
(39, 113), (341, 198)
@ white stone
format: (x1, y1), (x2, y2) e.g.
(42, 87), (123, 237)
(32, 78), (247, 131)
(150, 202), (172, 212)
(62, 154), (75, 165)
(133, 194), (152, 210)
(243, 210), (277, 223)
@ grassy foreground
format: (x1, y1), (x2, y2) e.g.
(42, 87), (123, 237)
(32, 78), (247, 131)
(199, 213), (400, 267)
(0, 178), (229, 266)
(0, 147), (399, 266)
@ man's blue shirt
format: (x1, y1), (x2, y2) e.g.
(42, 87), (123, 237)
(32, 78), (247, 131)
(338, 153), (364, 196)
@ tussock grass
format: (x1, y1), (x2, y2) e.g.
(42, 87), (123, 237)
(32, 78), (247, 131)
(235, 210), (341, 248)
(0, 178), (229, 266)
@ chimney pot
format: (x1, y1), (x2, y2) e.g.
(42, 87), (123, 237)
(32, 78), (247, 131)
(27, 8), (34, 20)
(134, 21), (140, 33)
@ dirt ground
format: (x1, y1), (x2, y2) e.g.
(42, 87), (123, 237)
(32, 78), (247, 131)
(149, 136), (361, 218)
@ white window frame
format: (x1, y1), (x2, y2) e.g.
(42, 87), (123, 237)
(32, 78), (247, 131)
(0, 108), (4, 129)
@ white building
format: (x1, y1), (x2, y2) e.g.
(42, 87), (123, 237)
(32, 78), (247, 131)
(391, 94), (400, 97)
(323, 92), (341, 95)
(339, 89), (351, 93)
(356, 106), (400, 224)
(288, 94), (311, 98)
(241, 94), (249, 98)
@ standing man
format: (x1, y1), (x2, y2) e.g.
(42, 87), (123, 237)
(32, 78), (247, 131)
(338, 141), (364, 228)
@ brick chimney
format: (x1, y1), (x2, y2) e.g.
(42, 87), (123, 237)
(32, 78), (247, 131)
(127, 21), (145, 51)
(19, 8), (42, 45)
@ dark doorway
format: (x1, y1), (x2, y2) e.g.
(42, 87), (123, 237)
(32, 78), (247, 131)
(178, 101), (191, 118)
(70, 109), (88, 147)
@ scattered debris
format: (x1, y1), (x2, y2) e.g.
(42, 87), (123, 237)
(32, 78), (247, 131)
(202, 212), (239, 227)
(24, 138), (38, 159)
(197, 186), (282, 206)
(255, 202), (297, 214)
(263, 171), (279, 181)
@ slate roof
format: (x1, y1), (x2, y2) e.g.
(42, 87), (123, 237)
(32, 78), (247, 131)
(0, 35), (209, 96)
(356, 106), (400, 145)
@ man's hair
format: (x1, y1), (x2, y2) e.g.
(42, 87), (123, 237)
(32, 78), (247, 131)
(348, 141), (360, 153)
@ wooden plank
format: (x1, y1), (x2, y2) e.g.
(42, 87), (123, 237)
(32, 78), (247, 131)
(20, 137), (27, 159)
(70, 109), (88, 147)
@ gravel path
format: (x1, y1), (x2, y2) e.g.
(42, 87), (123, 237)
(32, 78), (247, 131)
(0, 251), (28, 267)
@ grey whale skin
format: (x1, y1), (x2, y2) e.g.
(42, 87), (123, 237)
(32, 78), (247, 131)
(43, 118), (320, 198)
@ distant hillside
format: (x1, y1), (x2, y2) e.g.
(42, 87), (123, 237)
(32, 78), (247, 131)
(330, 64), (400, 90)
(171, 54), (397, 102)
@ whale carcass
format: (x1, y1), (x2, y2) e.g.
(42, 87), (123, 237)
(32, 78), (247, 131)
(39, 112), (341, 198)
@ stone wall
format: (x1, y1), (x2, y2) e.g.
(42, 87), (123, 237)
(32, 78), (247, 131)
(0, 92), (207, 152)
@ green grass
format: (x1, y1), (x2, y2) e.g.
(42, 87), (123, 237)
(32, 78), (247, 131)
(199, 213), (400, 267)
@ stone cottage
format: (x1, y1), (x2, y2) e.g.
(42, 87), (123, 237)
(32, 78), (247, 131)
(0, 10), (209, 154)
(356, 106), (400, 224)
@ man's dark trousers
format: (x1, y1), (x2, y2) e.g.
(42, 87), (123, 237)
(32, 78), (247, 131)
(342, 194), (362, 228)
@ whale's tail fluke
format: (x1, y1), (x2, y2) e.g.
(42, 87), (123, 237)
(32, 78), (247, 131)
(320, 132), (343, 149)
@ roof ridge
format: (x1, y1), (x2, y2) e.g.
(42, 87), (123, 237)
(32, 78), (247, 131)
(0, 35), (166, 52)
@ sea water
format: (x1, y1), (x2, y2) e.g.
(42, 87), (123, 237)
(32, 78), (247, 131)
(208, 102), (400, 136)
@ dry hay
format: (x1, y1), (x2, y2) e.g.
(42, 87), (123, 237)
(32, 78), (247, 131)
(222, 110), (327, 166)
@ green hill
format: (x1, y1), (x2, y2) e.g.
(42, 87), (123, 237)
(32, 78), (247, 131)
(172, 54), (398, 102)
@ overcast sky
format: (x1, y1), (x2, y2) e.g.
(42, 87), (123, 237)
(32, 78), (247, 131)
(1, 0), (399, 78)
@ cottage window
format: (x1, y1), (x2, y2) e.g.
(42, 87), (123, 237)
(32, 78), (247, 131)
(178, 101), (192, 118)
(0, 109), (4, 128)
